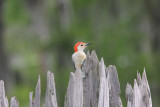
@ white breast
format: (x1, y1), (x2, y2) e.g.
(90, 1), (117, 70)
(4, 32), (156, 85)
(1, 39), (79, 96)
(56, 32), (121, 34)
(72, 51), (86, 68)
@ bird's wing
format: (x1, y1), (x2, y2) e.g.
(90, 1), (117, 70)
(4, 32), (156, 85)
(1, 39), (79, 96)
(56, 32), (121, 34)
(81, 59), (86, 69)
(72, 58), (76, 70)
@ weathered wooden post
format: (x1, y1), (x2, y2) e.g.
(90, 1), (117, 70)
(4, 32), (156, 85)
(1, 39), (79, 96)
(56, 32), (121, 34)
(0, 80), (9, 107)
(10, 97), (19, 107)
(43, 71), (58, 107)
(82, 51), (123, 107)
(29, 76), (41, 107)
(64, 69), (83, 107)
(65, 51), (123, 107)
(0, 50), (152, 107)
(0, 80), (19, 107)
(126, 69), (152, 107)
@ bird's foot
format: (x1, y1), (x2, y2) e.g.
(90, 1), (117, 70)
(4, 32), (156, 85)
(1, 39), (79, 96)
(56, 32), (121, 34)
(82, 72), (85, 78)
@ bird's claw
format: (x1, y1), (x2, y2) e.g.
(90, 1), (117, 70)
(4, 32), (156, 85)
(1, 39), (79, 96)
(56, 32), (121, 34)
(82, 72), (85, 78)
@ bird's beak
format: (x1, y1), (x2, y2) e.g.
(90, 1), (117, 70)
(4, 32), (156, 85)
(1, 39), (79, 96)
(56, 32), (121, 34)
(85, 43), (91, 46)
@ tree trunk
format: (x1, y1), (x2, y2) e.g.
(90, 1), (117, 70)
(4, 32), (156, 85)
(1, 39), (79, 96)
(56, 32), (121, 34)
(144, 0), (160, 53)
(0, 0), (13, 89)
(25, 0), (50, 72)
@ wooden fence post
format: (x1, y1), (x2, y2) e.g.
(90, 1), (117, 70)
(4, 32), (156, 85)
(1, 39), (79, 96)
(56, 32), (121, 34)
(10, 97), (19, 107)
(0, 80), (9, 107)
(98, 58), (109, 107)
(29, 76), (41, 107)
(81, 50), (122, 107)
(43, 71), (58, 107)
(64, 69), (83, 107)
(0, 50), (152, 107)
(126, 69), (152, 107)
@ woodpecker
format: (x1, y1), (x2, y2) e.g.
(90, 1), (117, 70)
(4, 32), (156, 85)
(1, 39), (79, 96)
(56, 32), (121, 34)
(72, 42), (91, 76)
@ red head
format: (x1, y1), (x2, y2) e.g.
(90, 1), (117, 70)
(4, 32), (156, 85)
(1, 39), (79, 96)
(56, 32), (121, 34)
(74, 42), (91, 52)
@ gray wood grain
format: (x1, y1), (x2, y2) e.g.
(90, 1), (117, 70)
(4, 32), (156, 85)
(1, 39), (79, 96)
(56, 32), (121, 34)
(29, 76), (41, 107)
(0, 50), (152, 107)
(29, 92), (33, 107)
(107, 65), (123, 107)
(43, 71), (58, 107)
(64, 69), (83, 107)
(126, 69), (152, 107)
(0, 80), (9, 107)
(82, 50), (123, 107)
(82, 50), (100, 107)
(98, 58), (109, 107)
(10, 97), (19, 107)
(64, 72), (74, 107)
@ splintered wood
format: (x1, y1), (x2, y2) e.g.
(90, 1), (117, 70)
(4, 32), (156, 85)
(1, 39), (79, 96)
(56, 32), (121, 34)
(65, 51), (123, 107)
(126, 69), (152, 107)
(0, 51), (152, 107)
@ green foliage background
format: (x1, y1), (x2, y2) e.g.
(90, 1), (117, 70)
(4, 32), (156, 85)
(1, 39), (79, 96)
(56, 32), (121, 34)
(3, 0), (160, 106)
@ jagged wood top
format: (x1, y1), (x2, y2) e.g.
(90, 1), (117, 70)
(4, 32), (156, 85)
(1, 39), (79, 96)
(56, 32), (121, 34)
(65, 50), (122, 107)
(0, 50), (152, 107)
(126, 69), (152, 107)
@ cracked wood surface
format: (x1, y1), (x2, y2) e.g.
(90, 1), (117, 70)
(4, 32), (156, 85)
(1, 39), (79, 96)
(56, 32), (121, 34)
(0, 50), (152, 107)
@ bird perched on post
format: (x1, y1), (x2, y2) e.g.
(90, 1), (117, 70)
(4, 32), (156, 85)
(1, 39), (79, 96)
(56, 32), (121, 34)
(72, 42), (91, 77)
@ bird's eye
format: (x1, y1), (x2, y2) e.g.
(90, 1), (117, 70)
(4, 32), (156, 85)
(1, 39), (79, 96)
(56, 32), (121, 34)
(81, 44), (83, 46)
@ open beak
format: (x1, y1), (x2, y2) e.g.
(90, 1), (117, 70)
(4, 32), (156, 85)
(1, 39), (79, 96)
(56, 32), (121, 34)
(85, 43), (91, 46)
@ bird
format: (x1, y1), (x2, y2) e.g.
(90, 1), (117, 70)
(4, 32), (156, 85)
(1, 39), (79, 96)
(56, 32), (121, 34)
(72, 42), (91, 77)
